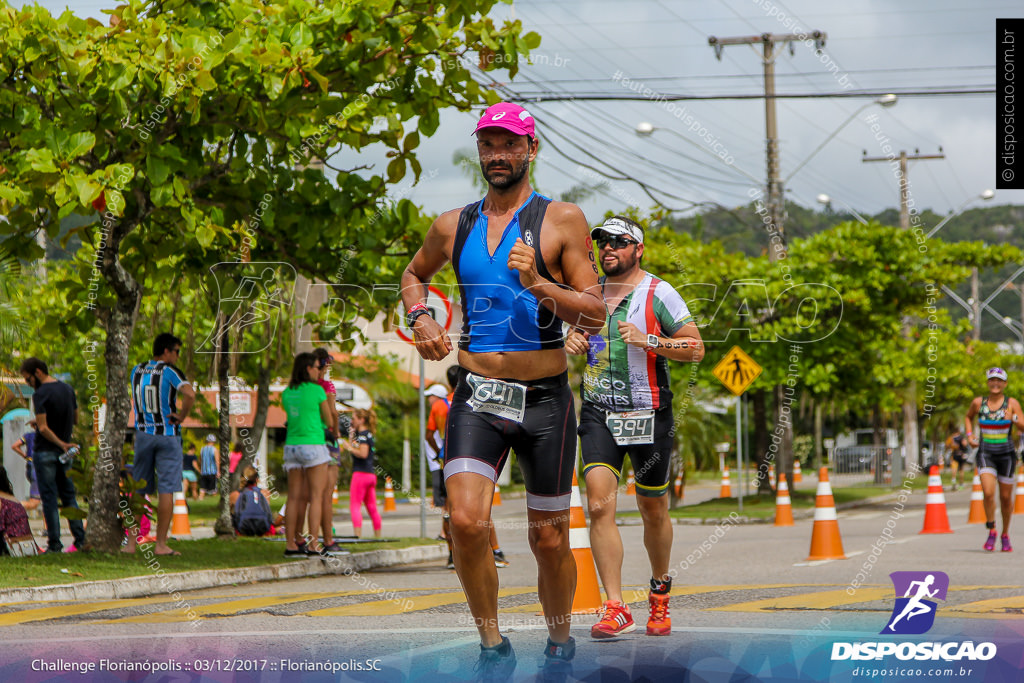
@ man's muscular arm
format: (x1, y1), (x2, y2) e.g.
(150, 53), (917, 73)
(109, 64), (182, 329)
(507, 203), (604, 334)
(401, 211), (457, 361)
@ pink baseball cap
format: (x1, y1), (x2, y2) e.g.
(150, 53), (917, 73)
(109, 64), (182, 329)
(473, 102), (535, 138)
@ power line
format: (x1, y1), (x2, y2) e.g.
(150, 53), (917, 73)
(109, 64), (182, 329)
(531, 65), (994, 85)
(508, 87), (993, 102)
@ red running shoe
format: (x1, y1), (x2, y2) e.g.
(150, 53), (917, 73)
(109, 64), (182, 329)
(591, 600), (636, 639)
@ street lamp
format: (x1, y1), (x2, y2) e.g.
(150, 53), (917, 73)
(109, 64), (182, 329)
(634, 121), (762, 183)
(926, 189), (995, 238)
(785, 94), (898, 183)
(816, 193), (869, 225)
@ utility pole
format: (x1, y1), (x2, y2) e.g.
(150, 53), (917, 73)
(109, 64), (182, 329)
(861, 150), (945, 230)
(709, 31), (826, 262)
(971, 268), (981, 340)
(862, 149), (945, 473)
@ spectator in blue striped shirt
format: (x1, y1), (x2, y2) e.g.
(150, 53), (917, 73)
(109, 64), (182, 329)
(126, 333), (195, 556)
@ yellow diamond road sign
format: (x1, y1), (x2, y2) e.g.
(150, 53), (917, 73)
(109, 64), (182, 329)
(713, 346), (762, 396)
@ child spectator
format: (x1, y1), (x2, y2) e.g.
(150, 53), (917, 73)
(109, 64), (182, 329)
(231, 466), (273, 536)
(182, 443), (200, 499)
(11, 425), (41, 512)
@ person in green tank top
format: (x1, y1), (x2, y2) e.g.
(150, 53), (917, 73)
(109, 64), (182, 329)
(280, 352), (337, 558)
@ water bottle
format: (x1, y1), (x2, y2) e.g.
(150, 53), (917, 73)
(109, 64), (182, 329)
(59, 445), (80, 466)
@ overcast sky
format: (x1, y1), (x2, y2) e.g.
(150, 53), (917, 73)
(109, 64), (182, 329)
(30, 0), (1021, 227)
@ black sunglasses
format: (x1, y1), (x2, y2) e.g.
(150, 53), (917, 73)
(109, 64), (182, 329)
(596, 235), (638, 250)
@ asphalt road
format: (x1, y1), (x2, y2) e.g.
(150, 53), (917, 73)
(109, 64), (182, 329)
(4, 479), (1023, 682)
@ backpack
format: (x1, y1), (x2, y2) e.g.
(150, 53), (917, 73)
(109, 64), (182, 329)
(233, 487), (272, 536)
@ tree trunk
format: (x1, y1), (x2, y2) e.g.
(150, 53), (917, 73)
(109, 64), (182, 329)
(813, 400), (824, 473)
(238, 358), (271, 481)
(214, 312), (235, 537)
(752, 389), (772, 495)
(85, 219), (141, 553)
(872, 403), (885, 484)
(774, 384), (795, 493)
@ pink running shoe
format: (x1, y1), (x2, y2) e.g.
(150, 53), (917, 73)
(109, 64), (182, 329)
(984, 530), (997, 552)
(1002, 534), (1013, 552)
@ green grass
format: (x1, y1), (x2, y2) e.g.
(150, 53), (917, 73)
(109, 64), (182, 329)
(0, 536), (439, 589)
(650, 473), (935, 521)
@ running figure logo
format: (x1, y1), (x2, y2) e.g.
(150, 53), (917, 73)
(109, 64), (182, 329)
(882, 571), (949, 635)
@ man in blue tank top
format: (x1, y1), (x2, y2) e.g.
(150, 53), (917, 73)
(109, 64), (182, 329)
(401, 102), (603, 677)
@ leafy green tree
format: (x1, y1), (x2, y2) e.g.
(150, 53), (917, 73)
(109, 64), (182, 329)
(0, 0), (538, 552)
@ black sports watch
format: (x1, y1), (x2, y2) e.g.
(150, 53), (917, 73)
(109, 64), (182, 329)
(406, 307), (433, 328)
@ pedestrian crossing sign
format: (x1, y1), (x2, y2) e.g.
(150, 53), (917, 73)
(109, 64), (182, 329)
(713, 346), (762, 396)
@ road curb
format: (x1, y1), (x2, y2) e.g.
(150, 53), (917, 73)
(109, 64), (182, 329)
(0, 543), (447, 604)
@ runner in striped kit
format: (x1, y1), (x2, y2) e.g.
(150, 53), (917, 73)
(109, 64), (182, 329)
(566, 216), (703, 638)
(965, 367), (1023, 552)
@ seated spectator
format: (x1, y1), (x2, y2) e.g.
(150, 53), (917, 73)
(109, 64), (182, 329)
(232, 467), (273, 536)
(0, 465), (34, 556)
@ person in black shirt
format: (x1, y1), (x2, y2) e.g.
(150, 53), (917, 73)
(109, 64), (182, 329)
(946, 428), (969, 491)
(342, 409), (381, 538)
(20, 357), (85, 553)
(182, 443), (200, 499)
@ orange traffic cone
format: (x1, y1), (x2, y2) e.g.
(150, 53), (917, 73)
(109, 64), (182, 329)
(967, 474), (986, 524)
(793, 460), (803, 484)
(919, 465), (953, 534)
(774, 473), (794, 526)
(806, 468), (845, 560)
(171, 491), (191, 537)
(626, 469), (636, 496)
(769, 464), (776, 489)
(384, 477), (397, 512)
(1015, 466), (1024, 515)
(720, 466), (732, 498)
(569, 469), (601, 614)
(492, 485), (502, 506)
(332, 487), (339, 508)
(674, 472), (683, 498)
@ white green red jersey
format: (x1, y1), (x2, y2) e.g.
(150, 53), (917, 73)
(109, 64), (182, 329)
(581, 272), (694, 412)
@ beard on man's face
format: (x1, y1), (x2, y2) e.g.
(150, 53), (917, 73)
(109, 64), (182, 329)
(481, 157), (529, 189)
(601, 248), (638, 276)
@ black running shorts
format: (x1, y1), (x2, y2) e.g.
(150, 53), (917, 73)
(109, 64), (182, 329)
(578, 401), (675, 497)
(444, 369), (576, 511)
(977, 445), (1018, 485)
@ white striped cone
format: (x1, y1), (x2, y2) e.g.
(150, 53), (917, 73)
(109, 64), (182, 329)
(570, 469), (601, 614)
(171, 491), (191, 537)
(769, 464), (776, 489)
(774, 473), (794, 526)
(1015, 466), (1024, 515)
(793, 460), (803, 484)
(720, 466), (732, 498)
(919, 465), (953, 533)
(384, 477), (397, 512)
(806, 468), (845, 560)
(674, 472), (684, 498)
(967, 475), (986, 524)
